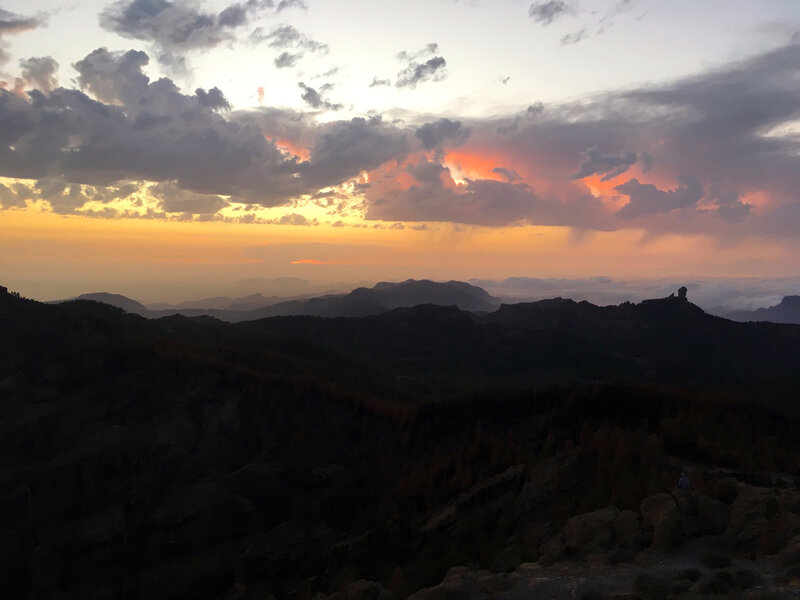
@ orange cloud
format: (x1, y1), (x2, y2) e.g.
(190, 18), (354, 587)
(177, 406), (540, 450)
(290, 259), (329, 265)
(444, 150), (506, 181)
(272, 138), (310, 161)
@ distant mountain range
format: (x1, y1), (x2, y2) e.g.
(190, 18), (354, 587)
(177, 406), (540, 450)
(57, 279), (501, 321)
(53, 284), (800, 325)
(724, 295), (800, 324)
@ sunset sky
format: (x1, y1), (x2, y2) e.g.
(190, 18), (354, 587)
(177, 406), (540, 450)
(1, 0), (800, 303)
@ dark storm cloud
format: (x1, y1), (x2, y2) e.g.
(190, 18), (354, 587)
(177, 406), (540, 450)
(99, 0), (274, 71)
(396, 56), (447, 88)
(571, 146), (637, 181)
(19, 56), (59, 93)
(415, 118), (470, 151)
(528, 1), (567, 25)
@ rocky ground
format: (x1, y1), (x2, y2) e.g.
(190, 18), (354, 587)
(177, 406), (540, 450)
(323, 476), (800, 600)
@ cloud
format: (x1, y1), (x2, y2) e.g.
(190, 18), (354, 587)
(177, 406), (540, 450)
(528, 1), (567, 25)
(0, 182), (26, 208)
(365, 158), (605, 227)
(195, 86), (230, 110)
(0, 8), (43, 35)
(99, 0), (274, 71)
(397, 43), (438, 62)
(275, 51), (300, 68)
(276, 0), (306, 11)
(615, 176), (703, 219)
(313, 66), (340, 79)
(73, 47), (151, 104)
(393, 44), (447, 88)
(18, 56), (59, 94)
(253, 24), (327, 52)
(151, 181), (228, 214)
(492, 167), (521, 182)
(571, 146), (637, 181)
(415, 118), (470, 151)
(0, 8), (45, 65)
(561, 29), (587, 45)
(302, 116), (409, 187)
(369, 76), (391, 87)
(251, 24), (328, 69)
(0, 47), (315, 209)
(298, 82), (342, 111)
(4, 39), (800, 240)
(396, 56), (447, 88)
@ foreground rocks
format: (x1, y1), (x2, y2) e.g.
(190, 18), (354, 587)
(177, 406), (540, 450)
(409, 481), (800, 600)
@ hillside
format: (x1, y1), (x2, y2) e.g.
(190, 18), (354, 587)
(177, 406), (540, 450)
(2, 287), (800, 599)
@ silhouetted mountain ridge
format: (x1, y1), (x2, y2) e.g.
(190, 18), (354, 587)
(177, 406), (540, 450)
(52, 279), (501, 321)
(727, 294), (800, 324)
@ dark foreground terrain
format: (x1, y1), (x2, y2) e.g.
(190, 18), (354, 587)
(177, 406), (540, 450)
(1, 286), (799, 598)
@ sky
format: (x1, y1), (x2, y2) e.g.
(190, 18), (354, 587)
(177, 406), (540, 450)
(1, 0), (800, 303)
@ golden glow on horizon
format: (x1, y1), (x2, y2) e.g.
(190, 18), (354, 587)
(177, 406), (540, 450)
(3, 196), (800, 303)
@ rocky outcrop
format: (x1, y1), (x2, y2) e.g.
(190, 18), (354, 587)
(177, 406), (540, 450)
(406, 567), (515, 600)
(638, 489), (729, 552)
(540, 506), (642, 565)
(641, 493), (682, 551)
(729, 484), (800, 558)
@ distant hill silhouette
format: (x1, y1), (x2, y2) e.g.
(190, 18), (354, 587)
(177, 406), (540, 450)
(148, 293), (284, 311)
(726, 295), (800, 324)
(61, 292), (151, 317)
(53, 279), (502, 322)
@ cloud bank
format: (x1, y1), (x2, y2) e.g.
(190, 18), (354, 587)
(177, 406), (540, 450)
(2, 37), (800, 241)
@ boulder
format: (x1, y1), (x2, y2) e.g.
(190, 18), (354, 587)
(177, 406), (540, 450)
(613, 510), (641, 547)
(672, 489), (728, 535)
(779, 534), (800, 568)
(727, 485), (795, 556)
(562, 507), (619, 553)
(406, 567), (504, 600)
(344, 579), (393, 600)
(640, 493), (681, 551)
(540, 507), (641, 565)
